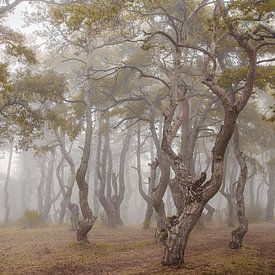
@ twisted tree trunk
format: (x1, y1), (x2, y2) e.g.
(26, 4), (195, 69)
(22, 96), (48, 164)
(96, 120), (131, 227)
(68, 202), (80, 231)
(76, 89), (96, 242)
(229, 124), (248, 249)
(162, 202), (205, 266)
(56, 154), (65, 221)
(95, 119), (116, 227)
(55, 132), (76, 224)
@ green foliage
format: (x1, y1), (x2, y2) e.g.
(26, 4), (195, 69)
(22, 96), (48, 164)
(228, 0), (275, 21)
(13, 70), (66, 103)
(50, 0), (125, 32)
(6, 43), (37, 64)
(0, 24), (39, 146)
(238, 102), (274, 153)
(45, 88), (85, 141)
(0, 63), (8, 84)
(19, 209), (43, 228)
(0, 26), (37, 65)
(46, 109), (82, 141)
(0, 69), (67, 148)
(219, 65), (275, 90)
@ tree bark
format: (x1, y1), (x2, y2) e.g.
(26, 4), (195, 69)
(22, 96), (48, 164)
(166, 187), (173, 217)
(147, 109), (169, 235)
(162, 202), (205, 266)
(75, 89), (96, 242)
(68, 202), (80, 231)
(230, 124), (248, 249)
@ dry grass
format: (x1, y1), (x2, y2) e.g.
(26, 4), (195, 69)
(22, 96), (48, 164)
(0, 222), (274, 274)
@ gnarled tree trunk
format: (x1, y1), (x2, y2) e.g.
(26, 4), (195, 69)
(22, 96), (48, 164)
(55, 132), (76, 224)
(68, 202), (80, 231)
(95, 119), (116, 227)
(56, 154), (65, 221)
(76, 89), (96, 242)
(112, 128), (132, 225)
(146, 111), (169, 237)
(96, 119), (131, 227)
(229, 124), (248, 249)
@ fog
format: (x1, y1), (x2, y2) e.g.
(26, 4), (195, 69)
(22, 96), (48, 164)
(0, 1), (274, 274)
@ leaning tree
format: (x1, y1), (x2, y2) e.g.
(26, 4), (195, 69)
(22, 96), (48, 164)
(159, 0), (275, 266)
(117, 0), (275, 266)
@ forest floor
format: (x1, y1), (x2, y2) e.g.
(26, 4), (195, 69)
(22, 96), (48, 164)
(0, 222), (274, 274)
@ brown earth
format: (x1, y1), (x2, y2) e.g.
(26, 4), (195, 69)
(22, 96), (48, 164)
(0, 222), (274, 274)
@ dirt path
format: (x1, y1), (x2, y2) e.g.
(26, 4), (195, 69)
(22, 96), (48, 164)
(0, 222), (274, 274)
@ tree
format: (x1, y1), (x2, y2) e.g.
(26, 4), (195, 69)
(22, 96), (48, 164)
(122, 0), (275, 266)
(39, 146), (56, 221)
(265, 157), (275, 221)
(3, 143), (13, 224)
(229, 123), (248, 248)
(95, 116), (132, 227)
(135, 122), (154, 229)
(75, 89), (96, 242)
(41, 0), (133, 239)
